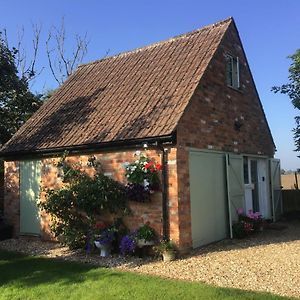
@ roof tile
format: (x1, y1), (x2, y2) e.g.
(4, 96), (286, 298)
(1, 18), (232, 154)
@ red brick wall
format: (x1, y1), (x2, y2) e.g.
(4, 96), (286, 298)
(175, 22), (275, 249)
(4, 147), (180, 245)
(3, 162), (20, 236)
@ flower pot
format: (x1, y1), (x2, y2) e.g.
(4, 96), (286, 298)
(137, 239), (155, 248)
(94, 241), (111, 257)
(162, 250), (176, 262)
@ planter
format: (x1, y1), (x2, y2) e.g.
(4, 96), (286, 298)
(137, 239), (155, 248)
(94, 241), (111, 257)
(162, 250), (176, 262)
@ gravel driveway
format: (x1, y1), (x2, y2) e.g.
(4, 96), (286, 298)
(1, 220), (299, 299)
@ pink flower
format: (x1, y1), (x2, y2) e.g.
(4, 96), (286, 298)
(247, 210), (262, 220)
(237, 208), (244, 215)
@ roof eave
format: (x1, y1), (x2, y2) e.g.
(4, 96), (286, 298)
(0, 133), (176, 161)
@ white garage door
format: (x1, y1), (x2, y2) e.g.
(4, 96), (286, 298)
(189, 151), (228, 248)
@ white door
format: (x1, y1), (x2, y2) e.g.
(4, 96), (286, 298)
(243, 157), (271, 219)
(258, 160), (271, 219)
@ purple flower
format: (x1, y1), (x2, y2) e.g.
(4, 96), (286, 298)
(96, 229), (114, 245)
(120, 235), (136, 255)
(125, 183), (150, 202)
(247, 210), (262, 220)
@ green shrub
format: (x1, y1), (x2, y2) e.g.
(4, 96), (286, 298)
(154, 240), (177, 254)
(39, 155), (129, 249)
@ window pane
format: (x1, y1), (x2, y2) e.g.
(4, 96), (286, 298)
(243, 157), (249, 184)
(250, 160), (259, 212)
(226, 55), (233, 86)
(226, 55), (240, 89)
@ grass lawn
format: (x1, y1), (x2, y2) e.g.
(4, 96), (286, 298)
(0, 250), (293, 300)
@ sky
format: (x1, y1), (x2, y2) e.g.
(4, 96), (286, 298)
(1, 0), (299, 170)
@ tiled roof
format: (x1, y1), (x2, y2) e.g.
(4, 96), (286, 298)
(1, 18), (232, 154)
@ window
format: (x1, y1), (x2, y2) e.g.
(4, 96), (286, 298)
(226, 54), (240, 89)
(243, 156), (249, 184)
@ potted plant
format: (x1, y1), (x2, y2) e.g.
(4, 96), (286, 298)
(232, 221), (253, 239)
(94, 224), (115, 257)
(136, 223), (156, 247)
(247, 210), (264, 232)
(155, 240), (177, 262)
(124, 152), (162, 202)
(119, 233), (137, 255)
(237, 208), (265, 233)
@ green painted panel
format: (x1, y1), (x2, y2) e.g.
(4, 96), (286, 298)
(189, 151), (228, 248)
(20, 160), (41, 235)
(270, 159), (282, 221)
(227, 154), (245, 223)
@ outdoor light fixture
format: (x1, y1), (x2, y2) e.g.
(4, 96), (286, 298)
(234, 116), (244, 131)
(143, 143), (148, 148)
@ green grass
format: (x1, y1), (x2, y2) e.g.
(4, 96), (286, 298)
(0, 250), (293, 300)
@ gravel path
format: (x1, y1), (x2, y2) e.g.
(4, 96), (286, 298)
(1, 220), (300, 299)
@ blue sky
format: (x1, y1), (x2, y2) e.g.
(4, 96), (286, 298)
(1, 0), (299, 170)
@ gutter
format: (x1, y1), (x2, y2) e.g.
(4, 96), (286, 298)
(159, 146), (169, 241)
(0, 134), (175, 161)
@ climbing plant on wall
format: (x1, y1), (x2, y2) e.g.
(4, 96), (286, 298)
(39, 154), (129, 249)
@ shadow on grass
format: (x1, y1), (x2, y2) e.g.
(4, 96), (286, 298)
(0, 250), (122, 287)
(0, 250), (292, 300)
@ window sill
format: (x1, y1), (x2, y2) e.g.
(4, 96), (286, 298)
(227, 85), (243, 94)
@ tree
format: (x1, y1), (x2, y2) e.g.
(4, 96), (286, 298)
(272, 49), (300, 154)
(0, 32), (42, 147)
(46, 19), (88, 86)
(3, 19), (89, 87)
(0, 19), (89, 147)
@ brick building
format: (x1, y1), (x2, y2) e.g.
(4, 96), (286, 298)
(0, 18), (281, 251)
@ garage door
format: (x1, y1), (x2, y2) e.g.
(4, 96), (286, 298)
(189, 151), (228, 248)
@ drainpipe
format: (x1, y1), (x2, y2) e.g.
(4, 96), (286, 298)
(160, 147), (169, 241)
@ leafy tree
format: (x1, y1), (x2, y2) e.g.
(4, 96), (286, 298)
(272, 49), (300, 154)
(0, 32), (42, 147)
(0, 19), (90, 147)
